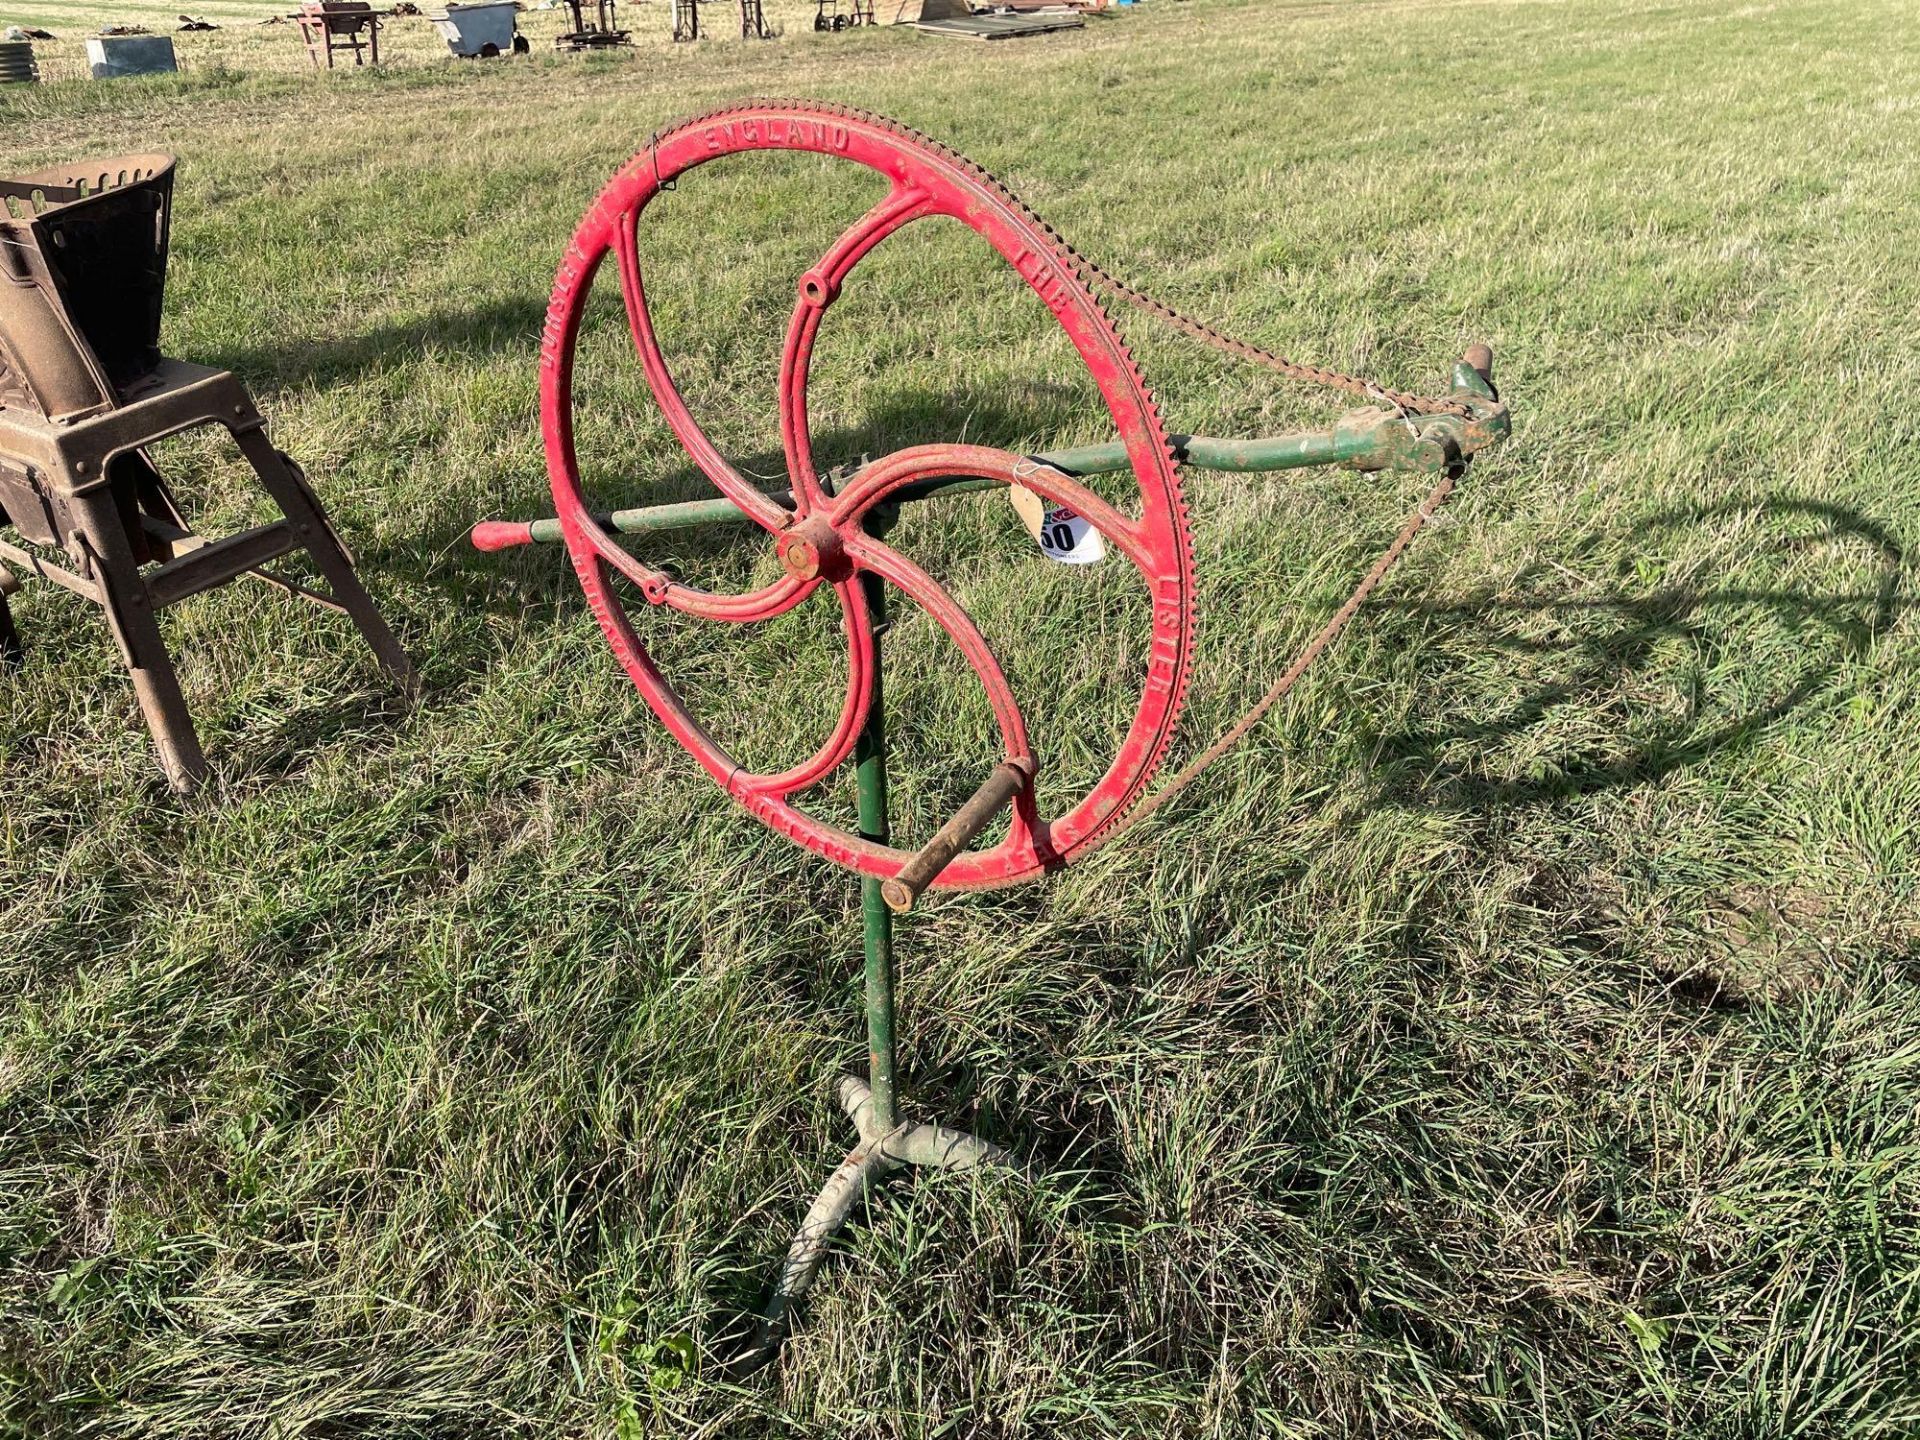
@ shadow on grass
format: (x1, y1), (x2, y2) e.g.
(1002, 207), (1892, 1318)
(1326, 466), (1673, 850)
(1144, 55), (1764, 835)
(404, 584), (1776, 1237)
(204, 295), (550, 393)
(212, 684), (416, 795)
(1370, 495), (1905, 813)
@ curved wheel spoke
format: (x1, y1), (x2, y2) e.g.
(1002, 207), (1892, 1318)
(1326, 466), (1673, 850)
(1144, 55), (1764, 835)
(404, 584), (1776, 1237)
(661, 573), (816, 624)
(843, 531), (1030, 763)
(574, 514), (817, 624)
(780, 185), (934, 513)
(732, 577), (876, 800)
(614, 209), (793, 534)
(831, 444), (1160, 574)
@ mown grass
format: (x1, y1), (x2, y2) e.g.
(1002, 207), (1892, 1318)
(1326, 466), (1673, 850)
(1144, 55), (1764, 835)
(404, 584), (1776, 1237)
(4, 0), (1920, 1434)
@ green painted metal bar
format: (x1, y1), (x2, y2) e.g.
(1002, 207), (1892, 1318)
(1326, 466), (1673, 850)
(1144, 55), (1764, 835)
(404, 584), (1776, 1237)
(1051, 428), (1367, 478)
(502, 432), (1368, 546)
(472, 377), (1507, 554)
(475, 422), (1436, 550)
(855, 572), (898, 1136)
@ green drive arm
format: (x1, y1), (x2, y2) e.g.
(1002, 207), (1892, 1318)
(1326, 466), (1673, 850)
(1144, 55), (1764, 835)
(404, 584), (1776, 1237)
(471, 355), (1505, 551)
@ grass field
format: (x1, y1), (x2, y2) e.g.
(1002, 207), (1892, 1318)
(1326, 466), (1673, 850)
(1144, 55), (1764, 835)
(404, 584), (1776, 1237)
(1, 0), (851, 80)
(5, 0), (1920, 1434)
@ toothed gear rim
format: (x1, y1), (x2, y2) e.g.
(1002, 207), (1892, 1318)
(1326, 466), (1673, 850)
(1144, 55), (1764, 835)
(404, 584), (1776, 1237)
(543, 99), (1199, 891)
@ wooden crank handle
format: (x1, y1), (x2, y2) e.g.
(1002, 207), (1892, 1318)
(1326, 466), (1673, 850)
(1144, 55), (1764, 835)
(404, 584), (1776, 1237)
(1461, 343), (1495, 391)
(882, 758), (1034, 913)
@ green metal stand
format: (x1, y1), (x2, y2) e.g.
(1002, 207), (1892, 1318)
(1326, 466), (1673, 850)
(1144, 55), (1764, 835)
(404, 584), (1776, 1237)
(464, 361), (1510, 1375)
(856, 572), (898, 1135)
(740, 573), (1015, 1371)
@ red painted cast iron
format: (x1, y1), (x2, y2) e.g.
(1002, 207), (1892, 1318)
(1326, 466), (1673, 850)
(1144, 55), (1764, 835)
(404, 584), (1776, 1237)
(542, 101), (1199, 892)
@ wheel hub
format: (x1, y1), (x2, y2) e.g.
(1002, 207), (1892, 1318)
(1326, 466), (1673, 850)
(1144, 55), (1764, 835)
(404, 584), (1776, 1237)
(776, 516), (847, 582)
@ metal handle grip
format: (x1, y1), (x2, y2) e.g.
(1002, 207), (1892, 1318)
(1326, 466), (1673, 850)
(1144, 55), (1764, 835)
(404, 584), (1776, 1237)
(470, 520), (535, 552)
(881, 758), (1033, 913)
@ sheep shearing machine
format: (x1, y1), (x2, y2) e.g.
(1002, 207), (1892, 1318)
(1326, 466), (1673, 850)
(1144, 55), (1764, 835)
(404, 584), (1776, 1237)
(471, 100), (1511, 1368)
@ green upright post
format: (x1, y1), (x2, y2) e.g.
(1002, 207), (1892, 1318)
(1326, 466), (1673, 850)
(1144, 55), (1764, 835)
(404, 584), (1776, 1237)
(855, 572), (898, 1136)
(741, 565), (1019, 1374)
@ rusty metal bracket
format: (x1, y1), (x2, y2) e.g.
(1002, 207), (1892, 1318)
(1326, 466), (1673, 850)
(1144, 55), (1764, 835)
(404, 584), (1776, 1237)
(0, 154), (414, 792)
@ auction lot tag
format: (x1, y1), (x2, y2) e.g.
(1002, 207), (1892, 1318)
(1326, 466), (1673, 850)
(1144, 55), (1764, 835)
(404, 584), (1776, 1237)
(1008, 483), (1106, 565)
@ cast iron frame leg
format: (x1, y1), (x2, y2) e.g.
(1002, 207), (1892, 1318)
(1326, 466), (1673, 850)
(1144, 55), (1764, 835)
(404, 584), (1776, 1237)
(733, 569), (1021, 1374)
(234, 430), (416, 690)
(855, 571), (898, 1134)
(0, 586), (22, 671)
(73, 494), (208, 794)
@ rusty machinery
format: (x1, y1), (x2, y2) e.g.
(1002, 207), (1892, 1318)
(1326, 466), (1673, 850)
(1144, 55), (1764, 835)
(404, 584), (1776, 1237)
(740, 0), (774, 40)
(0, 156), (413, 793)
(813, 0), (875, 31)
(554, 0), (632, 49)
(472, 100), (1510, 1368)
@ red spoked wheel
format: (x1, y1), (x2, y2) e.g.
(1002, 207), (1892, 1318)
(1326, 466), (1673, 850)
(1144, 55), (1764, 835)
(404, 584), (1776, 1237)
(544, 99), (1197, 891)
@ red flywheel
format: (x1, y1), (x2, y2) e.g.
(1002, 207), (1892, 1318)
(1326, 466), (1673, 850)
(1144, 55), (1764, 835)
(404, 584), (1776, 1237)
(543, 99), (1198, 891)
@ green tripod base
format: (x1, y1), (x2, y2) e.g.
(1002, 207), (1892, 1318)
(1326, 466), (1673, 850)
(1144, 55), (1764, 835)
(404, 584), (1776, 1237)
(733, 572), (1024, 1372)
(738, 1074), (1015, 1371)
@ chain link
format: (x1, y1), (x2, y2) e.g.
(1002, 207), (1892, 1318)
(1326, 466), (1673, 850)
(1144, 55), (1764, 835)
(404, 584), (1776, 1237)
(1097, 467), (1460, 841)
(1070, 254), (1473, 418)
(640, 100), (1479, 841)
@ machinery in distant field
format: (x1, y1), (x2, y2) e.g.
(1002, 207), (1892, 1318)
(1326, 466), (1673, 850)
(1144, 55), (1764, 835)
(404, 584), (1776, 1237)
(471, 100), (1509, 1368)
(0, 38), (36, 85)
(293, 0), (388, 67)
(0, 156), (413, 793)
(813, 0), (876, 31)
(429, 0), (531, 57)
(892, 0), (1081, 38)
(554, 0), (631, 49)
(740, 0), (775, 38)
